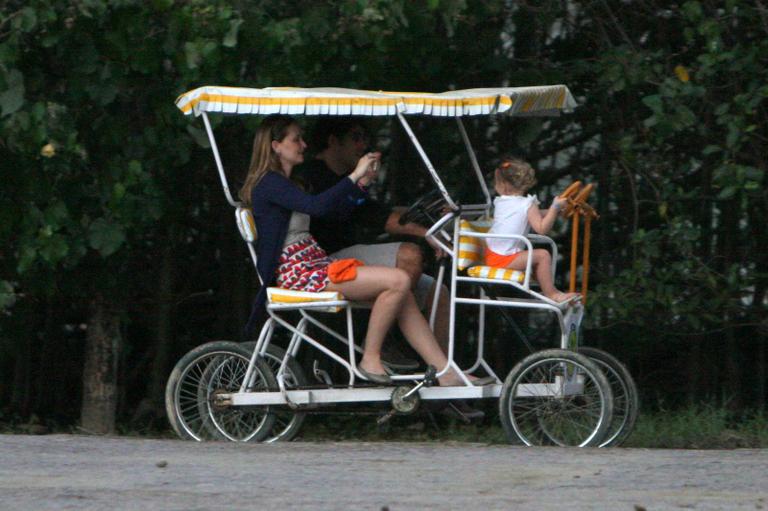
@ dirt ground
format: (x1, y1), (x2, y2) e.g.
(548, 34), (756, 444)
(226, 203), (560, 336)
(0, 434), (766, 510)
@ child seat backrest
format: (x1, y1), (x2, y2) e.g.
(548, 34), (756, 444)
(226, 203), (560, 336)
(458, 218), (525, 284)
(235, 207), (257, 243)
(457, 219), (492, 270)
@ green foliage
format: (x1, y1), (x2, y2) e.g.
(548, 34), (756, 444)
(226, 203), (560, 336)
(626, 405), (768, 449)
(0, 281), (16, 311)
(1, 0), (766, 427)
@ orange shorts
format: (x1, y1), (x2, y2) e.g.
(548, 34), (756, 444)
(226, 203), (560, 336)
(484, 247), (522, 268)
(328, 258), (365, 283)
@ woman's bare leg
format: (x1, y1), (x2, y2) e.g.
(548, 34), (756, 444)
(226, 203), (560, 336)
(326, 266), (410, 376)
(396, 292), (484, 386)
(328, 266), (470, 384)
(395, 292), (457, 385)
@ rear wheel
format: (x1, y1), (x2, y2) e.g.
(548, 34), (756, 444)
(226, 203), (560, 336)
(578, 347), (638, 447)
(165, 341), (276, 442)
(243, 343), (308, 443)
(499, 349), (613, 447)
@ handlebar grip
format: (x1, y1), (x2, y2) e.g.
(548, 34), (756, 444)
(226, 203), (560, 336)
(559, 181), (582, 199)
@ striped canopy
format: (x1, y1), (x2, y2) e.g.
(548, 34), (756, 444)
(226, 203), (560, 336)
(175, 85), (576, 118)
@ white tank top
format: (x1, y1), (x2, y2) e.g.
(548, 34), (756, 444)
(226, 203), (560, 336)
(283, 211), (312, 248)
(486, 194), (539, 255)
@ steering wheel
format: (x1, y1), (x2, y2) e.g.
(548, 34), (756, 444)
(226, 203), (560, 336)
(398, 189), (451, 227)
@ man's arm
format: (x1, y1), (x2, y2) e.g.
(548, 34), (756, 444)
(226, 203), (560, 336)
(384, 209), (447, 257)
(384, 209), (428, 238)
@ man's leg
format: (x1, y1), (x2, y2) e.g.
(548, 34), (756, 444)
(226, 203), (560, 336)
(416, 271), (486, 422)
(425, 280), (450, 356)
(394, 242), (424, 287)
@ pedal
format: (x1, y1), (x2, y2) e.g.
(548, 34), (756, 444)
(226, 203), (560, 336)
(377, 365), (438, 426)
(376, 409), (398, 426)
(312, 360), (333, 386)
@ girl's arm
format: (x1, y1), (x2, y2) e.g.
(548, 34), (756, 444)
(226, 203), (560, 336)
(527, 197), (565, 234)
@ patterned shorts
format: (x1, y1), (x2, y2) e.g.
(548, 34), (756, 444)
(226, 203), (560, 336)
(276, 236), (331, 292)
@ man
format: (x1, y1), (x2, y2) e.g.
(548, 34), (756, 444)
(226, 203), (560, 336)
(295, 117), (483, 422)
(295, 118), (450, 351)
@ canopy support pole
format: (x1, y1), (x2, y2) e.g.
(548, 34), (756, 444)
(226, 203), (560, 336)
(202, 112), (239, 207)
(456, 118), (491, 210)
(396, 112), (457, 210)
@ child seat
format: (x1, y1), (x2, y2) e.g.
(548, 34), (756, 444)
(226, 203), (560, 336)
(454, 217), (567, 308)
(457, 219), (526, 283)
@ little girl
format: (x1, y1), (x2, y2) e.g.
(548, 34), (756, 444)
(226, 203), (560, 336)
(485, 158), (579, 303)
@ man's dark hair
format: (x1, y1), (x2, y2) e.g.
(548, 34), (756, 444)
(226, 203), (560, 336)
(311, 117), (368, 151)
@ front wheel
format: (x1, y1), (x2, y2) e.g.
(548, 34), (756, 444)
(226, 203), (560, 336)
(165, 341), (277, 442)
(499, 349), (613, 447)
(578, 347), (639, 447)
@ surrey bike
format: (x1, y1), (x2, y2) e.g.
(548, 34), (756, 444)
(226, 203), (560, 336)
(166, 85), (638, 447)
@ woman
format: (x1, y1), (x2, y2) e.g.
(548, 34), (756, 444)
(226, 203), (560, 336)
(240, 114), (479, 386)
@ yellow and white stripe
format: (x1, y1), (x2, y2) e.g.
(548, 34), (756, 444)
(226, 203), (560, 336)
(235, 207), (257, 243)
(467, 265), (525, 283)
(457, 219), (492, 270)
(267, 288), (344, 313)
(175, 86), (576, 118)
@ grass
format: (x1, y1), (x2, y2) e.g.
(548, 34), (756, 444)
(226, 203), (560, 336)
(298, 403), (768, 448)
(623, 405), (768, 449)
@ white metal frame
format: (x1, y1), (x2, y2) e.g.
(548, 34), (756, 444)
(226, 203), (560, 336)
(196, 104), (585, 408)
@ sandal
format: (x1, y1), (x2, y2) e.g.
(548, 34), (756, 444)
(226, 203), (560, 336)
(357, 366), (392, 384)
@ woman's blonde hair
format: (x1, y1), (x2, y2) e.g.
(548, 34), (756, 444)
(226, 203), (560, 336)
(239, 114), (298, 205)
(495, 157), (537, 193)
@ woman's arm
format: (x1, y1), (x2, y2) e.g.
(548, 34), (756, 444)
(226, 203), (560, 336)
(257, 172), (366, 217)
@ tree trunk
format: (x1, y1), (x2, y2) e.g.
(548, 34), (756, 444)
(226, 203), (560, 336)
(148, 242), (175, 412)
(720, 199), (740, 405)
(687, 335), (701, 405)
(34, 298), (57, 415)
(11, 334), (32, 416)
(80, 295), (121, 434)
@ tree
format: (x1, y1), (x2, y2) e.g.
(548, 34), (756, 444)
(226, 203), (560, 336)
(1, 0), (766, 433)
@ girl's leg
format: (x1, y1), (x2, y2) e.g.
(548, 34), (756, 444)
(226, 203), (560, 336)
(326, 266), (411, 375)
(509, 249), (578, 301)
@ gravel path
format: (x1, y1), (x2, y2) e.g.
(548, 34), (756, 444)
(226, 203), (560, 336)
(0, 434), (766, 510)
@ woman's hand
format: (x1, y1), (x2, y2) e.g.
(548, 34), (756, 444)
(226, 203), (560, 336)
(349, 152), (381, 185)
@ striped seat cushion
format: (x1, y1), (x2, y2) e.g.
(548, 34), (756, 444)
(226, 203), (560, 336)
(266, 287), (345, 313)
(467, 265), (525, 283)
(457, 219), (492, 270)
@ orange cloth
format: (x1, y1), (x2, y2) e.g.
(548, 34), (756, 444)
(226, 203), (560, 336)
(484, 247), (522, 268)
(328, 258), (365, 283)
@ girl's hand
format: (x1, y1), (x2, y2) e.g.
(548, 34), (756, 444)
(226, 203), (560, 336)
(553, 196), (567, 210)
(349, 152), (381, 185)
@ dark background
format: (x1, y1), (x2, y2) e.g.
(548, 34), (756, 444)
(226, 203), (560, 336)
(1, 1), (765, 432)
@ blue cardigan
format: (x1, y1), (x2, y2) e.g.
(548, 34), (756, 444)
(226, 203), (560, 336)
(244, 170), (366, 335)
